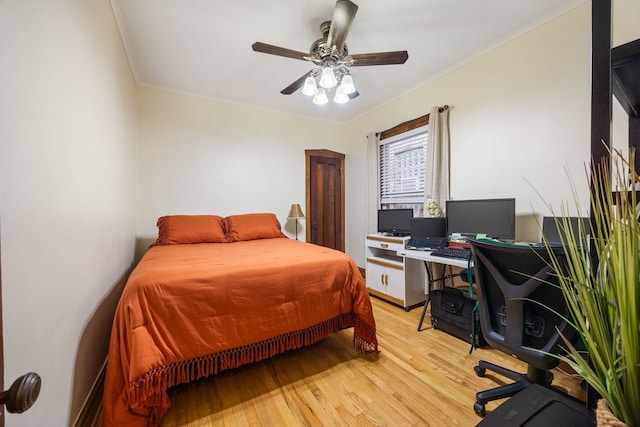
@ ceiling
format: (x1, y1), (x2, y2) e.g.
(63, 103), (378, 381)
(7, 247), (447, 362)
(111, 0), (586, 124)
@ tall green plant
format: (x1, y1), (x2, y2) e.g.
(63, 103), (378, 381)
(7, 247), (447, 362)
(547, 149), (640, 426)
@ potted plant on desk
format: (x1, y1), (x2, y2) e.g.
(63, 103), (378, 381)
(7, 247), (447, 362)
(546, 149), (639, 426)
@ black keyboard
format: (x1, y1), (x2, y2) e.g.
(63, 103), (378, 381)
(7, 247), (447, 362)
(430, 247), (472, 260)
(406, 237), (447, 250)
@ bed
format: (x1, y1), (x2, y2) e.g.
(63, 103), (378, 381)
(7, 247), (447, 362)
(102, 213), (378, 426)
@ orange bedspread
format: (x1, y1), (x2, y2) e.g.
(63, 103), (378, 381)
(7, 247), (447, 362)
(102, 238), (377, 426)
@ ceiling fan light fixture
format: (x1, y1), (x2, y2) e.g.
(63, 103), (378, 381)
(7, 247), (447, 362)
(253, 0), (410, 108)
(319, 66), (338, 89)
(301, 76), (318, 96)
(340, 74), (356, 94)
(333, 86), (349, 104)
(313, 88), (329, 105)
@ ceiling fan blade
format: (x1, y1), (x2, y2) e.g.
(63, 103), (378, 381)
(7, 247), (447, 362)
(327, 0), (358, 52)
(350, 51), (409, 66)
(348, 90), (360, 99)
(281, 72), (312, 95)
(252, 42), (309, 61)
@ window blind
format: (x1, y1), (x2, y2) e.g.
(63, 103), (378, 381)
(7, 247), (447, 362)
(380, 130), (428, 205)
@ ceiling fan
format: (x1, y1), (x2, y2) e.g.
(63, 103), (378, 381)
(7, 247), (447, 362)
(251, 0), (409, 104)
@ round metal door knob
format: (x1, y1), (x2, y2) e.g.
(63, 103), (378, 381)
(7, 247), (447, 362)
(0, 372), (41, 414)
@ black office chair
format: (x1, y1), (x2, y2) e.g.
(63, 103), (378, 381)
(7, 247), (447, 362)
(469, 239), (578, 417)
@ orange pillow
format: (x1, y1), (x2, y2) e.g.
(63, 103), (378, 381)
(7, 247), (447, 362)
(225, 213), (286, 242)
(155, 215), (227, 245)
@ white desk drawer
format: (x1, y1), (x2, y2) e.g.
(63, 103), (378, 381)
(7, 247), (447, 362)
(366, 235), (405, 252)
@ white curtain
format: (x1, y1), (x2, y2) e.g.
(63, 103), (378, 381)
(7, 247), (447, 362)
(424, 105), (450, 217)
(365, 131), (380, 233)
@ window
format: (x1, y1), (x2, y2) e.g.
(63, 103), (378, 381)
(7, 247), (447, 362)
(379, 126), (428, 216)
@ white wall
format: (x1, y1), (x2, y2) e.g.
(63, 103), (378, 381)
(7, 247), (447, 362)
(612, 0), (640, 168)
(614, 0), (640, 46)
(135, 87), (348, 240)
(0, 1), (137, 425)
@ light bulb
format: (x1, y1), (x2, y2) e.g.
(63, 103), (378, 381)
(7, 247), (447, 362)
(313, 88), (329, 105)
(301, 76), (318, 96)
(340, 74), (356, 94)
(333, 86), (349, 104)
(319, 67), (337, 89)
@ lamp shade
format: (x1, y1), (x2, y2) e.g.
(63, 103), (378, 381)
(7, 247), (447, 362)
(319, 66), (337, 89)
(301, 76), (318, 96)
(340, 74), (356, 94)
(333, 86), (349, 104)
(287, 204), (305, 220)
(312, 88), (329, 105)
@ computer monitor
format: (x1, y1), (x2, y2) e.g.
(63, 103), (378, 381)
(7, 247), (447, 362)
(542, 216), (590, 247)
(410, 217), (447, 238)
(377, 208), (413, 236)
(445, 198), (516, 239)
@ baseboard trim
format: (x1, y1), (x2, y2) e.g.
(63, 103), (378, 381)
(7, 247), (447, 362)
(72, 358), (107, 427)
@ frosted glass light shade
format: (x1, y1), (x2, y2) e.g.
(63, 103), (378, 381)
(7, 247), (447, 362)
(319, 67), (337, 88)
(312, 88), (329, 105)
(333, 86), (349, 104)
(301, 76), (318, 96)
(340, 74), (356, 94)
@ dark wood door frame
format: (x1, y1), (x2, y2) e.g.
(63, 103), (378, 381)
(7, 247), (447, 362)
(0, 225), (41, 424)
(305, 149), (345, 251)
(1, 226), (4, 426)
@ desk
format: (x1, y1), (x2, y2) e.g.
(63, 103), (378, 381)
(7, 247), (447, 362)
(398, 249), (470, 268)
(398, 249), (472, 331)
(365, 235), (426, 310)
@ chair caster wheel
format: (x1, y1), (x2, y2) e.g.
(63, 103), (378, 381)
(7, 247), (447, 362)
(474, 366), (486, 377)
(474, 402), (486, 416)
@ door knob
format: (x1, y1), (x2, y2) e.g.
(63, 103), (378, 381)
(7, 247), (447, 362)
(0, 372), (41, 414)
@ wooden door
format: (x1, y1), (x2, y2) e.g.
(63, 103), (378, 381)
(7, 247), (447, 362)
(305, 150), (345, 251)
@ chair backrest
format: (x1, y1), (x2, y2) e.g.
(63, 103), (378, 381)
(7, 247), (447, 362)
(470, 239), (577, 370)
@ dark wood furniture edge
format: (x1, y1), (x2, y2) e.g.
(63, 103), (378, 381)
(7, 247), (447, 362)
(72, 359), (106, 427)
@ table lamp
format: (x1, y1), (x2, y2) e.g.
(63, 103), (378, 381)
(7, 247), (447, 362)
(287, 203), (305, 240)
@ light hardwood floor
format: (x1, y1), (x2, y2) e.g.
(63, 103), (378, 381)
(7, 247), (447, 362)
(96, 296), (585, 426)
